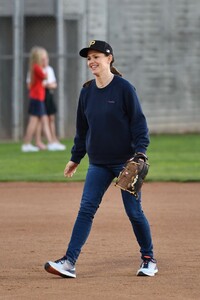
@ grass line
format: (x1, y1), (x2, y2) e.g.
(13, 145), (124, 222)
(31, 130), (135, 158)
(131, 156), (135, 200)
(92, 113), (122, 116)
(0, 134), (199, 182)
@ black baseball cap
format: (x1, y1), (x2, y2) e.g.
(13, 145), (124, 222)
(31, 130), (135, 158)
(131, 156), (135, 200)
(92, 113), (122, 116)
(79, 40), (114, 58)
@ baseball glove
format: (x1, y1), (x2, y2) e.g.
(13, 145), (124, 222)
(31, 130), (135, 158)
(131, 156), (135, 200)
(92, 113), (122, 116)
(115, 153), (149, 198)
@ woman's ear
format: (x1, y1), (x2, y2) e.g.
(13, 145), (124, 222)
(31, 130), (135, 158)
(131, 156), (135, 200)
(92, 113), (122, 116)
(108, 54), (113, 64)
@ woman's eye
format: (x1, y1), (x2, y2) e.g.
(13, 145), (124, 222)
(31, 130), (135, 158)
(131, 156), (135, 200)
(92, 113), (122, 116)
(87, 55), (99, 60)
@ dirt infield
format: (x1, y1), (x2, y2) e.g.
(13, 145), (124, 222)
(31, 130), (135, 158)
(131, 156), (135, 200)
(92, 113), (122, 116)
(0, 182), (199, 300)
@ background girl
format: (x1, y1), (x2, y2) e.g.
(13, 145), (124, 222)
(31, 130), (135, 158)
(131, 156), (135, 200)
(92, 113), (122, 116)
(22, 46), (61, 152)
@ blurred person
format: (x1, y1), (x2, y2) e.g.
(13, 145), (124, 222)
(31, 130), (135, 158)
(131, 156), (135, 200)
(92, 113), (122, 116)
(44, 40), (158, 278)
(30, 50), (66, 151)
(22, 47), (62, 152)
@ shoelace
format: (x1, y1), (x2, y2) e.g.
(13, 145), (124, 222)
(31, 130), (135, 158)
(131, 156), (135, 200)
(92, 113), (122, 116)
(142, 257), (157, 267)
(55, 256), (67, 264)
(142, 260), (150, 268)
(55, 256), (75, 270)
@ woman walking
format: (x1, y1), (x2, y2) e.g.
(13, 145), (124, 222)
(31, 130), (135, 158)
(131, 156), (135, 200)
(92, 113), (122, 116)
(44, 40), (158, 277)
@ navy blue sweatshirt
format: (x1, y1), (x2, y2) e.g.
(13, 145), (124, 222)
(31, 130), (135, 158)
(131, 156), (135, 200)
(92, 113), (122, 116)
(71, 75), (149, 164)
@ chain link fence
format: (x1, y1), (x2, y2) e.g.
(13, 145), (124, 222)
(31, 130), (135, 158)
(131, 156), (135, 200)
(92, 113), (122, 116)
(23, 16), (58, 130)
(0, 0), (79, 140)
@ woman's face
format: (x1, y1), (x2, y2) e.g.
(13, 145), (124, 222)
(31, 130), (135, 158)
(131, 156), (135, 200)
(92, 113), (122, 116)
(87, 50), (112, 76)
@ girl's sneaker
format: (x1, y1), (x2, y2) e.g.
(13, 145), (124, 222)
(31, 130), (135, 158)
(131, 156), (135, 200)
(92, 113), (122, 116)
(21, 144), (39, 152)
(47, 143), (66, 151)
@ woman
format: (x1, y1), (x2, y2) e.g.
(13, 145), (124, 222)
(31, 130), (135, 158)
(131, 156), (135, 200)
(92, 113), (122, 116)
(44, 40), (158, 277)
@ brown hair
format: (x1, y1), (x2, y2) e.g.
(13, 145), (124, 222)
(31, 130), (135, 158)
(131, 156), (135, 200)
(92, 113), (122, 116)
(110, 65), (122, 77)
(105, 53), (122, 77)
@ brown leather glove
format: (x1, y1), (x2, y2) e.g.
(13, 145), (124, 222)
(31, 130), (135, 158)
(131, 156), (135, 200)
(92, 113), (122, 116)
(115, 153), (149, 198)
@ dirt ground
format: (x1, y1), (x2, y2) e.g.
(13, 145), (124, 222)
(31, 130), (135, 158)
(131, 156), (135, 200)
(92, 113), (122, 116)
(0, 182), (200, 300)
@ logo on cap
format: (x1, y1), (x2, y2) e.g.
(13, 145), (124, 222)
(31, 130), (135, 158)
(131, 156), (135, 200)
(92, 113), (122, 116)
(106, 49), (110, 53)
(89, 40), (95, 47)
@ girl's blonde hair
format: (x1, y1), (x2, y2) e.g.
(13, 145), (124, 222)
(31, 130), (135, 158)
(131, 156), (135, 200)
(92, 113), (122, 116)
(29, 46), (46, 84)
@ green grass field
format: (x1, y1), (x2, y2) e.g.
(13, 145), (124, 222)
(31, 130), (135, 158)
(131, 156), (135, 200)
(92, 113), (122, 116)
(0, 134), (199, 182)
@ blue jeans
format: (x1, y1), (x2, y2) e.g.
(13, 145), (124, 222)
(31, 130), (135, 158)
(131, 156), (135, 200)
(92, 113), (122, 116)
(66, 164), (153, 265)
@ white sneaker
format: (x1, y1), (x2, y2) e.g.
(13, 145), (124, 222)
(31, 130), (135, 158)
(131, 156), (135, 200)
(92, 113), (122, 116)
(47, 143), (66, 151)
(47, 143), (58, 151)
(137, 257), (158, 276)
(21, 144), (39, 152)
(44, 256), (76, 278)
(54, 142), (66, 150)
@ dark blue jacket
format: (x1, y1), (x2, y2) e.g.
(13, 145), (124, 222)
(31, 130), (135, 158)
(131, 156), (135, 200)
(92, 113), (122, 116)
(71, 75), (149, 164)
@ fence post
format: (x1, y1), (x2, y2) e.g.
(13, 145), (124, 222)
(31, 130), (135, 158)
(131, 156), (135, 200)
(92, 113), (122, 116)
(56, 0), (66, 138)
(12, 0), (23, 141)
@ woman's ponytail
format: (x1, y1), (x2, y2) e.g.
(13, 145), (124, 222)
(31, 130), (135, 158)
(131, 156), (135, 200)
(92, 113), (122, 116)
(110, 65), (122, 77)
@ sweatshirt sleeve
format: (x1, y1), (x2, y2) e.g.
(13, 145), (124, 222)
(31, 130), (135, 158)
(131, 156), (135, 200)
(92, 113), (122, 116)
(70, 91), (88, 163)
(124, 84), (150, 154)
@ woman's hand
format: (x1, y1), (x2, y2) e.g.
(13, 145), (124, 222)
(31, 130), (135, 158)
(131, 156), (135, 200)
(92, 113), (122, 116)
(64, 161), (79, 178)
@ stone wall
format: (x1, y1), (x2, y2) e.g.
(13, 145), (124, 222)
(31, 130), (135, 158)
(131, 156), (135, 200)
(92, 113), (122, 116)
(108, 0), (200, 132)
